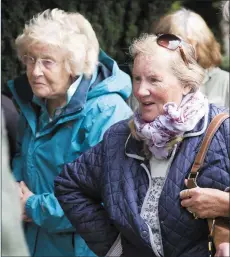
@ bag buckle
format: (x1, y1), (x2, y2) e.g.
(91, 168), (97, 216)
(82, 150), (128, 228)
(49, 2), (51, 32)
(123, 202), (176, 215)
(187, 171), (199, 187)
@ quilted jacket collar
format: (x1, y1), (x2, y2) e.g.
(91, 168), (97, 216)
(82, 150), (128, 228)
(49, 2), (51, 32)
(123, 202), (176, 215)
(125, 108), (209, 161)
(125, 134), (145, 161)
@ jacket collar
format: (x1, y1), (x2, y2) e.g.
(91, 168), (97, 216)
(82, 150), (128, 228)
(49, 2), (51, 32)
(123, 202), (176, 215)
(14, 74), (33, 103)
(125, 133), (145, 161)
(125, 108), (209, 161)
(202, 67), (219, 84)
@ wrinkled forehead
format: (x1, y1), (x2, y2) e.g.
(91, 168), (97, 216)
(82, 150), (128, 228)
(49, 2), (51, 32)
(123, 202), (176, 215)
(135, 44), (176, 61)
(26, 43), (64, 59)
(133, 49), (174, 72)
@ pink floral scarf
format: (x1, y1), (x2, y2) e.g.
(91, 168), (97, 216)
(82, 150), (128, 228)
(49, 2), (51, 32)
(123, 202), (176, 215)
(134, 91), (209, 159)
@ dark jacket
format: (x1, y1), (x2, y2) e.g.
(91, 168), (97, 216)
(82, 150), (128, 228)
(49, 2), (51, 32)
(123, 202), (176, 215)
(1, 94), (19, 166)
(55, 104), (229, 257)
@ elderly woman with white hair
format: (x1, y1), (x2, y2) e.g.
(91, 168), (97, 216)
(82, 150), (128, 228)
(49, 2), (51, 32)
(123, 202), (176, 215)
(8, 8), (132, 257)
(55, 34), (229, 257)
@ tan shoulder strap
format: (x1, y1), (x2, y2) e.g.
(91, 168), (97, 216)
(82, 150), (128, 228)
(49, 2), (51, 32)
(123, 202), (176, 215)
(187, 113), (229, 189)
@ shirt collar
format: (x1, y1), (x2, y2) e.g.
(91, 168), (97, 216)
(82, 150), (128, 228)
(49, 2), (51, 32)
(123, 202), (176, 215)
(66, 74), (83, 103)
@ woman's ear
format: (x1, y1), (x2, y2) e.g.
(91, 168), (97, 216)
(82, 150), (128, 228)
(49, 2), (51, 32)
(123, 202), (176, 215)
(182, 85), (192, 96)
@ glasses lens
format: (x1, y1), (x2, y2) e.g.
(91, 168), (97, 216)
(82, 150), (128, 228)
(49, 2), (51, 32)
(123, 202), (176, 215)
(22, 55), (34, 65)
(21, 55), (57, 69)
(157, 34), (181, 50)
(41, 59), (56, 69)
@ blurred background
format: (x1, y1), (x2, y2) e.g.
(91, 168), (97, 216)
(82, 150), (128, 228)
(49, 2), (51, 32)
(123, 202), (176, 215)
(2, 0), (229, 94)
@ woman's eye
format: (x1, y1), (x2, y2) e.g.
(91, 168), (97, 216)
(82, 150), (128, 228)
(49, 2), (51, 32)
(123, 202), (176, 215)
(42, 59), (56, 68)
(150, 77), (157, 83)
(133, 77), (141, 83)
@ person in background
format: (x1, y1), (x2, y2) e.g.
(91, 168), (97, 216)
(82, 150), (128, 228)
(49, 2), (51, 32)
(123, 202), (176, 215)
(8, 8), (132, 257)
(1, 93), (19, 166)
(152, 8), (229, 108)
(222, 0), (229, 21)
(2, 112), (29, 256)
(55, 33), (229, 257)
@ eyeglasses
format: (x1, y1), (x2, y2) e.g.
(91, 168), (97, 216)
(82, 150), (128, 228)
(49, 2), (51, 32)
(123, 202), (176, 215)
(156, 34), (189, 66)
(21, 55), (58, 70)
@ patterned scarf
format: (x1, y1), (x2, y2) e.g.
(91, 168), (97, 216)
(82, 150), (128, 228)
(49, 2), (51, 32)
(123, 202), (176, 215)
(134, 91), (209, 159)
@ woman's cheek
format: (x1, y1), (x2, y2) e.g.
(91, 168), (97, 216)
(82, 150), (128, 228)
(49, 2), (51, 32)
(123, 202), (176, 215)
(150, 87), (169, 104)
(133, 84), (142, 99)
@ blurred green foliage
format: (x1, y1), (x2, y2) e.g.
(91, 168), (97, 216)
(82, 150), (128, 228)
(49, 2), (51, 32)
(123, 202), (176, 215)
(170, 1), (182, 11)
(2, 0), (174, 92)
(221, 56), (230, 71)
(2, 0), (228, 93)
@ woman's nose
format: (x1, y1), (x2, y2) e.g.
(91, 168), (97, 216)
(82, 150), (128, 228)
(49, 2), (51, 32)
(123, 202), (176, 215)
(135, 83), (151, 97)
(31, 61), (43, 77)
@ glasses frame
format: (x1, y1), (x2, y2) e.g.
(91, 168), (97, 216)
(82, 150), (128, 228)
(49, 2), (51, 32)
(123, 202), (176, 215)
(156, 33), (189, 67)
(21, 55), (58, 70)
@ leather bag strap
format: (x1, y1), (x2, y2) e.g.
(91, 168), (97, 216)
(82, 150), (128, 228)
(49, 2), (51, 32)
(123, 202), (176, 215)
(187, 113), (229, 189)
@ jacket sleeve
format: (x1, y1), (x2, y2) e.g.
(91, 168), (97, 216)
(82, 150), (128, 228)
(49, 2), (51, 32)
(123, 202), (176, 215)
(81, 93), (132, 152)
(54, 141), (119, 256)
(12, 113), (27, 182)
(198, 113), (230, 192)
(25, 193), (75, 233)
(224, 76), (229, 108)
(13, 116), (75, 233)
(222, 115), (230, 191)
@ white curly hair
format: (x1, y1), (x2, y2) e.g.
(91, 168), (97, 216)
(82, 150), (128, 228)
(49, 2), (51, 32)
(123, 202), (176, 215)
(15, 8), (99, 78)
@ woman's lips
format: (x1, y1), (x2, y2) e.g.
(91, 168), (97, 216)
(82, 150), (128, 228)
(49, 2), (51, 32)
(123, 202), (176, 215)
(143, 102), (155, 105)
(142, 102), (155, 106)
(141, 102), (155, 109)
(32, 82), (46, 86)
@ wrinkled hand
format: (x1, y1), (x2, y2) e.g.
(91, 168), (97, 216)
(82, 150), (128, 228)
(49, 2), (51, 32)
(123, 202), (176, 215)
(180, 180), (228, 218)
(215, 243), (230, 257)
(20, 181), (34, 222)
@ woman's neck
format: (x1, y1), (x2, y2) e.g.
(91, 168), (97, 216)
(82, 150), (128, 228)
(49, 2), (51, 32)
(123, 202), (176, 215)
(47, 96), (67, 117)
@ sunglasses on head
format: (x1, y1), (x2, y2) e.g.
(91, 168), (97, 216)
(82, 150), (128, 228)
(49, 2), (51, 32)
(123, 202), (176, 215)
(156, 33), (189, 66)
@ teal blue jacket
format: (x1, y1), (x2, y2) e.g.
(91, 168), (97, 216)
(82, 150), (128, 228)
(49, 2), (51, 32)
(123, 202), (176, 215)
(8, 50), (133, 256)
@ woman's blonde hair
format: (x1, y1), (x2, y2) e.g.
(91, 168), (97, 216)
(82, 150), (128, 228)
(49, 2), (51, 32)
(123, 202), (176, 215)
(152, 8), (222, 69)
(15, 8), (99, 78)
(129, 33), (204, 91)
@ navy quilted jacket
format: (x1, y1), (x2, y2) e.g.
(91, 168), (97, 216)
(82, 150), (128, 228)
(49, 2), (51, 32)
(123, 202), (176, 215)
(55, 105), (229, 257)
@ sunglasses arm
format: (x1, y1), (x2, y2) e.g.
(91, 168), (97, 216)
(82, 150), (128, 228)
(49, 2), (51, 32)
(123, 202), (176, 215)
(179, 46), (189, 67)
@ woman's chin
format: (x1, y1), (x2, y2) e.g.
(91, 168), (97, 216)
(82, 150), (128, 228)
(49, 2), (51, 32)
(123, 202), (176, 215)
(141, 113), (158, 122)
(32, 89), (49, 98)
(140, 105), (161, 122)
